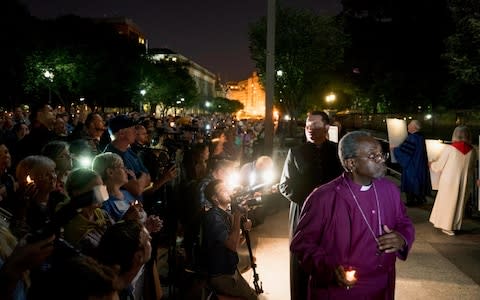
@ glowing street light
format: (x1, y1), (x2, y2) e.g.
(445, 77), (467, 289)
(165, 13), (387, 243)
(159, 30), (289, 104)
(43, 70), (54, 82)
(43, 70), (54, 102)
(325, 93), (336, 103)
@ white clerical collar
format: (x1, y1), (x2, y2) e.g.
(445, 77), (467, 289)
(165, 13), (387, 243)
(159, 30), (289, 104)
(360, 184), (372, 192)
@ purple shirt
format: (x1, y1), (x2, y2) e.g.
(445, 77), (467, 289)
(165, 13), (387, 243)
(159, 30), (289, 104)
(291, 173), (415, 299)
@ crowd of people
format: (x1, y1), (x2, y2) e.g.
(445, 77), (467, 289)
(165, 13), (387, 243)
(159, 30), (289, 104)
(0, 101), (275, 300)
(0, 102), (478, 300)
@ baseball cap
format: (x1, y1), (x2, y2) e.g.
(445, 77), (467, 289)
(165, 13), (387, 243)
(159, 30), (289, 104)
(108, 115), (135, 134)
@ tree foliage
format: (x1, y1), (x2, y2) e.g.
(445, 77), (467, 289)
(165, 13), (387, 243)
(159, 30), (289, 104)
(207, 97), (243, 114)
(443, 0), (480, 108)
(22, 15), (145, 108)
(134, 59), (199, 115)
(342, 0), (452, 113)
(249, 6), (348, 118)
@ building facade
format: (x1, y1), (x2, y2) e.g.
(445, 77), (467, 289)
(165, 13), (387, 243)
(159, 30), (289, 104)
(97, 17), (147, 48)
(149, 48), (217, 111)
(225, 72), (266, 118)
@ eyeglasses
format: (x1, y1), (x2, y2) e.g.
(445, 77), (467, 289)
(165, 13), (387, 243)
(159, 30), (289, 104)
(356, 152), (389, 163)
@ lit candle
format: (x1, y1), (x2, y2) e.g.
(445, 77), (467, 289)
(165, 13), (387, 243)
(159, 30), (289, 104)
(26, 175), (34, 184)
(345, 269), (357, 282)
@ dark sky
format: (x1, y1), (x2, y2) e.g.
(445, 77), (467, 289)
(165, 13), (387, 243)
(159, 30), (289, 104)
(22, 0), (341, 81)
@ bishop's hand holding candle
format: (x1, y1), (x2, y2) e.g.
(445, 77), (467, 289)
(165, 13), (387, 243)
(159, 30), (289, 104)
(290, 131), (415, 299)
(334, 266), (357, 289)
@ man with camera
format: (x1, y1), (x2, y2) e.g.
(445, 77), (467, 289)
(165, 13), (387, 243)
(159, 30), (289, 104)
(202, 179), (257, 300)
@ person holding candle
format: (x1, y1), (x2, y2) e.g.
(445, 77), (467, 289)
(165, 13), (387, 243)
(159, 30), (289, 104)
(291, 131), (415, 299)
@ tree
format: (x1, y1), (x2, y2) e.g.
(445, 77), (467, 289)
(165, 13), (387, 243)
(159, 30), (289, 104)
(443, 0), (480, 108)
(134, 59), (199, 116)
(249, 6), (348, 118)
(23, 48), (84, 105)
(342, 0), (452, 113)
(23, 15), (146, 108)
(207, 97), (244, 114)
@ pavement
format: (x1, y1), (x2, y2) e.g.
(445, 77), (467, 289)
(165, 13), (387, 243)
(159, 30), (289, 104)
(241, 175), (480, 300)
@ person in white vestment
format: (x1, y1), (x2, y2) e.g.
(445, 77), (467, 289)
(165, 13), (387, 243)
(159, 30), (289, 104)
(429, 126), (477, 236)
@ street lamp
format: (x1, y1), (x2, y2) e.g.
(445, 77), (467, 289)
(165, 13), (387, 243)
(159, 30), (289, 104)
(139, 89), (146, 112)
(43, 70), (54, 102)
(325, 93), (336, 104)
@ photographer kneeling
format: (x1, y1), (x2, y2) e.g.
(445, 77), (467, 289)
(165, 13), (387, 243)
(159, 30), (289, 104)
(202, 179), (258, 300)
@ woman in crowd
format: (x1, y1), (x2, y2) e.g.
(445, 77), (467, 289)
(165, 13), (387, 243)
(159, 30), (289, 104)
(92, 153), (139, 221)
(41, 141), (73, 193)
(0, 142), (17, 214)
(14, 156), (57, 239)
(41, 141), (73, 212)
(429, 126), (477, 236)
(92, 153), (163, 231)
(62, 168), (115, 256)
(183, 142), (209, 182)
(209, 130), (228, 163)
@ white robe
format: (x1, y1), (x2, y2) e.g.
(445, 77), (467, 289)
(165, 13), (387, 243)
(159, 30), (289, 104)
(429, 145), (476, 231)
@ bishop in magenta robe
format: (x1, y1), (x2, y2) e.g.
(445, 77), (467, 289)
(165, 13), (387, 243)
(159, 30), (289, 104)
(291, 173), (415, 300)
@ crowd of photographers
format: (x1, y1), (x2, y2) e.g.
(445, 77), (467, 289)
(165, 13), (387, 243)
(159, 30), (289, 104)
(0, 102), (273, 300)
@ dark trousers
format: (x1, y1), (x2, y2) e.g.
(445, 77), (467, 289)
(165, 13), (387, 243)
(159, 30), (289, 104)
(290, 252), (308, 300)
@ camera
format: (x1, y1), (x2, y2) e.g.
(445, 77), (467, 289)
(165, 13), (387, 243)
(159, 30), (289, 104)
(230, 189), (263, 214)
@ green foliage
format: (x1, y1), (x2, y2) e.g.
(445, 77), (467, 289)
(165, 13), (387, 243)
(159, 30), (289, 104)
(249, 6), (348, 118)
(134, 59), (199, 115)
(207, 97), (244, 114)
(22, 15), (146, 108)
(443, 0), (480, 108)
(24, 48), (80, 104)
(444, 10), (480, 85)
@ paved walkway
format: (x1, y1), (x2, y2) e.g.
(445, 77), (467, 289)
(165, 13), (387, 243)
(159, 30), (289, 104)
(242, 180), (480, 300)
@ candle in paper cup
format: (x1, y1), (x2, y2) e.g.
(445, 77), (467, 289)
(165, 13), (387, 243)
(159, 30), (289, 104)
(345, 269), (357, 282)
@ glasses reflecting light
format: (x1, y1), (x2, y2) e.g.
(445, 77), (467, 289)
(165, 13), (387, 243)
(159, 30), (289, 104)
(357, 152), (389, 163)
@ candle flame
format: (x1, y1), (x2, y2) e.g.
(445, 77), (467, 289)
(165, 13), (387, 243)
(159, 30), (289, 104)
(345, 270), (356, 282)
(26, 175), (33, 184)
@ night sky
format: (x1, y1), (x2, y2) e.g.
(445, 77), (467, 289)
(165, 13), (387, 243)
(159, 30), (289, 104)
(22, 0), (341, 82)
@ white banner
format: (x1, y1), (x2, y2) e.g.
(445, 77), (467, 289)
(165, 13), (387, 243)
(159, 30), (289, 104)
(328, 125), (339, 143)
(425, 139), (447, 190)
(386, 118), (407, 163)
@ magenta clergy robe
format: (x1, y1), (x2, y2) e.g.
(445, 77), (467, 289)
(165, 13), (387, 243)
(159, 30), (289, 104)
(290, 173), (415, 299)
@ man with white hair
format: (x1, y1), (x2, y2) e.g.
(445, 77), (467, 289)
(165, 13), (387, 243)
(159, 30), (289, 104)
(392, 120), (431, 206)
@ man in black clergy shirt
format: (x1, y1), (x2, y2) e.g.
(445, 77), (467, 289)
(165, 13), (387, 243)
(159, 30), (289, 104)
(279, 111), (343, 300)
